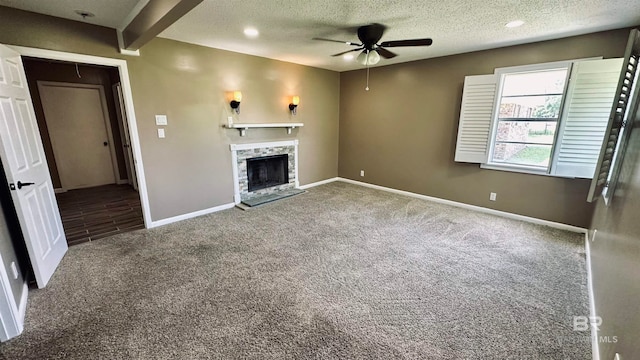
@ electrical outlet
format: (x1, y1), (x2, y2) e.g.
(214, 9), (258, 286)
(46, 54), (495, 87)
(489, 192), (497, 201)
(10, 262), (18, 280)
(157, 128), (165, 138)
(360, 170), (365, 177)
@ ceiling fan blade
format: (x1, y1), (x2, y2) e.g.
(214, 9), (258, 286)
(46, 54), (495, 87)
(376, 47), (397, 59)
(312, 37), (361, 46)
(379, 38), (433, 47)
(331, 48), (364, 57)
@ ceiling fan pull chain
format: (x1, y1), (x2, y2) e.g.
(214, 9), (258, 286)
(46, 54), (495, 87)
(365, 51), (370, 91)
(366, 65), (370, 91)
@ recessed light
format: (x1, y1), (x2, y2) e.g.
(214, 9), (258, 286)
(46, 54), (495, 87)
(243, 27), (259, 38)
(505, 20), (525, 28)
(343, 54), (354, 61)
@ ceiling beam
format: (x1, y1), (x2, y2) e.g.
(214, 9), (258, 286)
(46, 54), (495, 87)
(119, 0), (203, 52)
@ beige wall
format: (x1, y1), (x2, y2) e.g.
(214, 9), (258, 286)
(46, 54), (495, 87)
(125, 39), (339, 219)
(589, 89), (640, 358)
(339, 29), (631, 228)
(0, 207), (24, 307)
(0, 6), (340, 221)
(0, 160), (25, 307)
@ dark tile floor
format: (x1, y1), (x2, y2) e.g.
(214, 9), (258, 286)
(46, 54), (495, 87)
(55, 184), (144, 246)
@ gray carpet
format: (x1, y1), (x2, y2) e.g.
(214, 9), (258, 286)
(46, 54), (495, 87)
(0, 182), (590, 359)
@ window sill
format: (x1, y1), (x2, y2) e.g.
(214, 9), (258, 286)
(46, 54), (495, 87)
(480, 163), (576, 179)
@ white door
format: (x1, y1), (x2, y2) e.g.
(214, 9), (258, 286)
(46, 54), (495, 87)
(38, 83), (117, 190)
(0, 44), (67, 288)
(113, 83), (138, 190)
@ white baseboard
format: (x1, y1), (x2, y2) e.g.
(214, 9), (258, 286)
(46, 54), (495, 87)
(150, 177), (336, 228)
(299, 177), (340, 189)
(148, 176), (586, 234)
(585, 234), (600, 360)
(116, 179), (129, 185)
(283, 176), (586, 233)
(54, 188), (66, 194)
(148, 202), (236, 228)
(336, 177), (587, 234)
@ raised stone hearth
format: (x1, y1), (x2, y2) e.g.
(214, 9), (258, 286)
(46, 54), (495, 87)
(230, 140), (299, 204)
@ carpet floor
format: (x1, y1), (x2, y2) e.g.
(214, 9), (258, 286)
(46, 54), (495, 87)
(0, 182), (590, 359)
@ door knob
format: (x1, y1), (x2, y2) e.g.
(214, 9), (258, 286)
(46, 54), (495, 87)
(10, 181), (35, 190)
(17, 181), (35, 189)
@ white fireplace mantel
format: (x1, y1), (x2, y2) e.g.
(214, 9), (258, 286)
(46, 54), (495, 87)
(224, 122), (304, 137)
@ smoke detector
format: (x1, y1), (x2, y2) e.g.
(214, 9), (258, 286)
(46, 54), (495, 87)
(74, 10), (95, 20)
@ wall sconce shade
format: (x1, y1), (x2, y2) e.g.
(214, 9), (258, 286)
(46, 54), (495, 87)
(289, 95), (300, 115)
(230, 91), (242, 114)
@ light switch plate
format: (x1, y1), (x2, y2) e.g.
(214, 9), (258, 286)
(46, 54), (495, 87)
(155, 115), (168, 126)
(158, 128), (165, 138)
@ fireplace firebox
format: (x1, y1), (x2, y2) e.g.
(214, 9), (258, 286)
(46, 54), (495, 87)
(246, 154), (289, 192)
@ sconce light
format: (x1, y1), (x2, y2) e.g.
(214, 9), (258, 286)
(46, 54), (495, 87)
(230, 91), (242, 114)
(289, 95), (300, 115)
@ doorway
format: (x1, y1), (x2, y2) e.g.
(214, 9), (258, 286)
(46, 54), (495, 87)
(39, 82), (119, 190)
(0, 44), (151, 340)
(22, 58), (144, 246)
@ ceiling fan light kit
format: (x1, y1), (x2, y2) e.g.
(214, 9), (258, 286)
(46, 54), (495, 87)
(356, 50), (381, 65)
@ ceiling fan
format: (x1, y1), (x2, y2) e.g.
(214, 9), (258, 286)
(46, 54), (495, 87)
(313, 23), (433, 66)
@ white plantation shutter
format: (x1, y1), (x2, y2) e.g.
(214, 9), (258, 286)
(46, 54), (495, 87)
(588, 29), (640, 202)
(552, 58), (624, 178)
(454, 74), (497, 163)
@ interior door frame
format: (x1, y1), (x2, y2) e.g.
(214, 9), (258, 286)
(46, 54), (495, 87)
(37, 81), (121, 191)
(112, 82), (138, 190)
(9, 46), (151, 228)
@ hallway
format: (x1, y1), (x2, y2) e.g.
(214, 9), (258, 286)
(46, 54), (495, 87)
(55, 184), (144, 246)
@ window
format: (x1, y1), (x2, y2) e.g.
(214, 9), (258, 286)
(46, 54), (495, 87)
(491, 67), (568, 170)
(455, 58), (624, 180)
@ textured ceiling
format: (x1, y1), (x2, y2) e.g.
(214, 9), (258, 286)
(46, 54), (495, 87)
(1, 0), (639, 72)
(159, 0), (640, 71)
(0, 0), (141, 29)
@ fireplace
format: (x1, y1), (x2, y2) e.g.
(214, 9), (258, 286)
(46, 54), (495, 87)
(247, 154), (289, 192)
(230, 140), (299, 204)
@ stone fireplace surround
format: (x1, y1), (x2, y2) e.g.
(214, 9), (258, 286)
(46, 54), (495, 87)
(230, 140), (299, 204)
